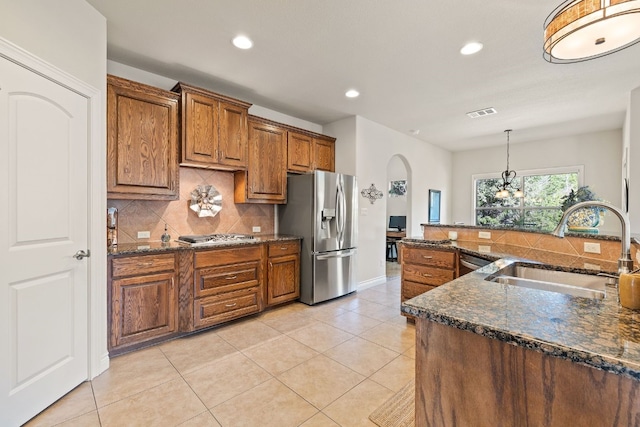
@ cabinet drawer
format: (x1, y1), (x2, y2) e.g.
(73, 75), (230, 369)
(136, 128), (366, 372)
(402, 247), (456, 268)
(402, 280), (438, 301)
(195, 261), (260, 298)
(195, 245), (261, 268)
(194, 288), (260, 329)
(111, 253), (175, 278)
(402, 264), (455, 286)
(267, 240), (300, 257)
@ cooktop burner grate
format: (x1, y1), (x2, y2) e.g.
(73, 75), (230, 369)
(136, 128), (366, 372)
(177, 233), (256, 246)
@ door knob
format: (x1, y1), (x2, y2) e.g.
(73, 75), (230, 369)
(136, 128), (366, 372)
(74, 249), (90, 260)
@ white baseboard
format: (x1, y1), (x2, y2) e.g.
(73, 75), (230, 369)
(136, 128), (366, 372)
(357, 275), (388, 291)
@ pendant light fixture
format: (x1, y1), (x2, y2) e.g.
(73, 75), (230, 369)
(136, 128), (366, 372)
(495, 130), (524, 199)
(544, 0), (640, 63)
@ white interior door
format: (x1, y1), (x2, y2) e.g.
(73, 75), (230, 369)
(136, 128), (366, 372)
(0, 55), (89, 426)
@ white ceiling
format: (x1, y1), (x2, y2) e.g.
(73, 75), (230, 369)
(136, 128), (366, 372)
(86, 0), (640, 151)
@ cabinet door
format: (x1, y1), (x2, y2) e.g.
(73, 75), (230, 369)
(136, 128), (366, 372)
(313, 137), (335, 172)
(107, 75), (179, 200)
(245, 120), (287, 202)
(267, 254), (300, 305)
(182, 91), (219, 165)
(218, 101), (248, 168)
(110, 272), (177, 349)
(287, 131), (313, 173)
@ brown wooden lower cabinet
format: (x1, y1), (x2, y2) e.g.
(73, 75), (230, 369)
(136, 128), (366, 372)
(108, 253), (178, 354)
(416, 320), (640, 426)
(108, 240), (301, 355)
(266, 240), (300, 306)
(193, 246), (263, 329)
(400, 245), (458, 309)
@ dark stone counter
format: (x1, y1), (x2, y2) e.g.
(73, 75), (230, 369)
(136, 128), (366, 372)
(107, 234), (301, 256)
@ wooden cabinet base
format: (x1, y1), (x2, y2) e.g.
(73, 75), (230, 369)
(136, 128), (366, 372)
(415, 320), (640, 426)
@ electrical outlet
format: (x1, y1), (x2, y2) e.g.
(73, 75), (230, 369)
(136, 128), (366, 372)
(361, 208), (368, 216)
(584, 242), (601, 254)
(583, 262), (601, 271)
(478, 245), (491, 253)
(137, 231), (150, 239)
(478, 231), (491, 239)
(252, 226), (261, 233)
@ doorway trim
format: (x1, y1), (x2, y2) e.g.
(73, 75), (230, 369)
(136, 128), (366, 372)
(0, 37), (109, 379)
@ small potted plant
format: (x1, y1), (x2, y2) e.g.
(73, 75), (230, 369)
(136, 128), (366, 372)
(559, 186), (605, 233)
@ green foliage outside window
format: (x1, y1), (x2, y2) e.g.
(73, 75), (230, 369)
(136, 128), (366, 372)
(475, 172), (579, 231)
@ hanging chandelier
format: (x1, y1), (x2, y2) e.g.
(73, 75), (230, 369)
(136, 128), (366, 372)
(544, 0), (640, 63)
(495, 130), (523, 199)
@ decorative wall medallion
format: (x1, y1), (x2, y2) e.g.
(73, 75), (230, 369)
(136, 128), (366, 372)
(361, 183), (384, 204)
(190, 185), (222, 217)
(389, 180), (407, 197)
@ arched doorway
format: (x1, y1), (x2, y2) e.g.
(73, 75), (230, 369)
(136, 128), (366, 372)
(386, 155), (410, 277)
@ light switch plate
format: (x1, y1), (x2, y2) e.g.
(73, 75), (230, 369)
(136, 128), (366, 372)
(584, 242), (601, 254)
(478, 231), (491, 239)
(137, 231), (150, 239)
(252, 226), (261, 233)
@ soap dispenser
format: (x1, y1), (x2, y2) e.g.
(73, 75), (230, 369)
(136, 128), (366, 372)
(107, 207), (118, 248)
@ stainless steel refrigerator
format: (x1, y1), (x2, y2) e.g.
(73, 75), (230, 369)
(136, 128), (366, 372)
(278, 171), (358, 305)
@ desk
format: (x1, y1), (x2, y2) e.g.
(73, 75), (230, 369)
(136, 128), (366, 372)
(386, 230), (405, 261)
(387, 230), (406, 239)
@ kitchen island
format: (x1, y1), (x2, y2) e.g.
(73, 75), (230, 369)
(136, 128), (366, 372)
(401, 252), (640, 425)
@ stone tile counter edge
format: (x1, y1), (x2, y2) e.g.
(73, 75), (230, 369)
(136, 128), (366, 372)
(108, 234), (301, 256)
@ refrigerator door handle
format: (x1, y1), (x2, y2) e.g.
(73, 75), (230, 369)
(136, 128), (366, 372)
(336, 180), (346, 247)
(316, 249), (356, 260)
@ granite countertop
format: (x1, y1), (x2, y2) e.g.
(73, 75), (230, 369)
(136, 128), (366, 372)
(108, 234), (301, 256)
(400, 240), (640, 381)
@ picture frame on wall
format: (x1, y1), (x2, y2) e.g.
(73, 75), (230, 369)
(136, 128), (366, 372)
(429, 189), (441, 224)
(389, 180), (407, 197)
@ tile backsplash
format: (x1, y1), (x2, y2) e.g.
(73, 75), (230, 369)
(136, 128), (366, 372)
(108, 167), (274, 244)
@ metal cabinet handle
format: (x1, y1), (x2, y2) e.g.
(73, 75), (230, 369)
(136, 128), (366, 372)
(74, 250), (90, 260)
(225, 275), (238, 280)
(422, 273), (433, 277)
(225, 302), (237, 308)
(422, 255), (433, 259)
(280, 246), (288, 250)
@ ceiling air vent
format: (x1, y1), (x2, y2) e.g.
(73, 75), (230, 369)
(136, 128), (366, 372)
(466, 107), (497, 119)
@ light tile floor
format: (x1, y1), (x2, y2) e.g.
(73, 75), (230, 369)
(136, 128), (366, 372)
(26, 273), (413, 427)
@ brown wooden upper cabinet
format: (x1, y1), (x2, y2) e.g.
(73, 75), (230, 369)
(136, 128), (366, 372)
(314, 136), (336, 172)
(173, 82), (252, 170)
(287, 131), (314, 173)
(235, 116), (287, 204)
(107, 75), (180, 200)
(287, 132), (336, 173)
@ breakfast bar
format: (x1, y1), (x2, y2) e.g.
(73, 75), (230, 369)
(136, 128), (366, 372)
(401, 234), (640, 425)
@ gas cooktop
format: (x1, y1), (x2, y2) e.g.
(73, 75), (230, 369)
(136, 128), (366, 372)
(177, 233), (256, 246)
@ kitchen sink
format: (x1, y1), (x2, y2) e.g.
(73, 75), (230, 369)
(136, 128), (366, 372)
(485, 264), (606, 299)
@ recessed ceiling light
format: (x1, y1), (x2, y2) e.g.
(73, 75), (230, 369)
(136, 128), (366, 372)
(466, 107), (497, 118)
(345, 89), (360, 98)
(460, 42), (483, 55)
(232, 35), (253, 49)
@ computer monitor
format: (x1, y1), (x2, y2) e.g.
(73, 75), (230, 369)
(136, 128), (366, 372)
(389, 215), (406, 231)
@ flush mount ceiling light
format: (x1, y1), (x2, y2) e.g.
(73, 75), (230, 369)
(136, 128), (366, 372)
(496, 130), (524, 199)
(232, 35), (253, 49)
(544, 0), (640, 63)
(345, 89), (360, 98)
(460, 41), (484, 55)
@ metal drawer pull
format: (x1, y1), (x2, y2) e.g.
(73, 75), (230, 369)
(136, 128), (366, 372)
(225, 302), (237, 308)
(423, 273), (433, 277)
(422, 255), (433, 259)
(280, 246), (288, 250)
(225, 275), (238, 280)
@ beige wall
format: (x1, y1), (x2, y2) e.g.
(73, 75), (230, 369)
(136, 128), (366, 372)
(451, 129), (623, 235)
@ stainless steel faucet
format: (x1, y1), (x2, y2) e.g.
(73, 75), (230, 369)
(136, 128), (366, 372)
(552, 201), (633, 276)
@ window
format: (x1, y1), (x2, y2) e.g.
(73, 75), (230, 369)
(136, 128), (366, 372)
(473, 167), (582, 231)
